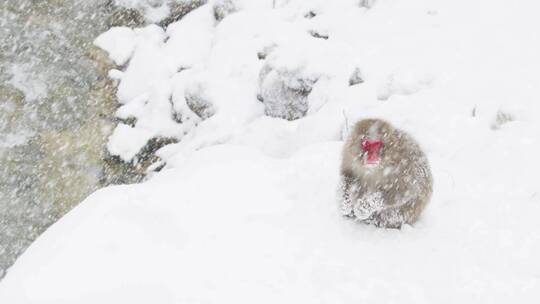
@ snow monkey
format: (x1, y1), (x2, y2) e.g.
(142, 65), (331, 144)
(339, 118), (433, 228)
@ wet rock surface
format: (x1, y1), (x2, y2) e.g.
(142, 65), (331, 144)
(0, 0), (168, 279)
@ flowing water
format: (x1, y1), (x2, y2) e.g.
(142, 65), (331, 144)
(0, 0), (147, 279)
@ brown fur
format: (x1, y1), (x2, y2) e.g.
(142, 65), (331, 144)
(339, 118), (433, 228)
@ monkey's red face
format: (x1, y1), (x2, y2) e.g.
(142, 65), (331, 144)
(361, 139), (383, 165)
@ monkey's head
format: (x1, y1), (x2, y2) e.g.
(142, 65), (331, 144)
(349, 119), (394, 168)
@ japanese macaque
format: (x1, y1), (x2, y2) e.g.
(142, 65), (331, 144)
(339, 118), (433, 228)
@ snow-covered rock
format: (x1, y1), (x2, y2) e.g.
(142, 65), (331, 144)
(212, 0), (238, 21)
(184, 78), (216, 119)
(114, 0), (172, 23)
(257, 39), (357, 120)
(258, 61), (314, 120)
(94, 27), (137, 66)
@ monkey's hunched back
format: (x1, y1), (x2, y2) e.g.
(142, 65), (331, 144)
(339, 118), (433, 228)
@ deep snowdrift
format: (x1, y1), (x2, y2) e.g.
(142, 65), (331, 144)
(1, 0), (540, 302)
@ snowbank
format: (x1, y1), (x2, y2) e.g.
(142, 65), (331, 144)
(1, 0), (540, 302)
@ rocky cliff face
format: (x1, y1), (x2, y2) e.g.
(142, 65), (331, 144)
(0, 0), (174, 279)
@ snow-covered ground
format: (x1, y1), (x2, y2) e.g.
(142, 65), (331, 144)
(1, 0), (540, 302)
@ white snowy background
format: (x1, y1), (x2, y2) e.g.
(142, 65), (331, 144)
(1, 0), (540, 302)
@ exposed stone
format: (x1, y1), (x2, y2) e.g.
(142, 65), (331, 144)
(0, 0), (142, 279)
(213, 0), (238, 22)
(491, 110), (515, 130)
(107, 7), (146, 27)
(185, 83), (216, 120)
(348, 67), (364, 86)
(258, 64), (317, 121)
(159, 0), (207, 27)
(257, 44), (277, 60)
(304, 11), (317, 19)
(309, 29), (329, 40)
(359, 0), (377, 9)
(102, 136), (177, 185)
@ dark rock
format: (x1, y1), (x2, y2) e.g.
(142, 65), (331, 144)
(348, 67), (364, 86)
(257, 44), (276, 60)
(185, 87), (216, 120)
(159, 0), (207, 27)
(309, 29), (329, 40)
(304, 11), (317, 19)
(107, 7), (146, 27)
(213, 0), (237, 22)
(359, 0), (377, 9)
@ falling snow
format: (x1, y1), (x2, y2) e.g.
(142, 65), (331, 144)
(1, 0), (540, 303)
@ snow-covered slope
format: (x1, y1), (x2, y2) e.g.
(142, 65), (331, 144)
(1, 0), (540, 302)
